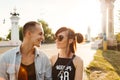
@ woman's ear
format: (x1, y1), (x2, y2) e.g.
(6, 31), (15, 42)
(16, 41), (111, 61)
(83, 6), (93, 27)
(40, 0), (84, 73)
(69, 39), (73, 44)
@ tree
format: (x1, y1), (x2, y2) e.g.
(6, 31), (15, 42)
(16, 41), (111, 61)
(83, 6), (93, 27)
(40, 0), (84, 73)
(6, 30), (11, 40)
(116, 33), (120, 43)
(19, 27), (23, 41)
(6, 27), (23, 41)
(38, 20), (54, 43)
(6, 20), (55, 43)
(0, 37), (2, 41)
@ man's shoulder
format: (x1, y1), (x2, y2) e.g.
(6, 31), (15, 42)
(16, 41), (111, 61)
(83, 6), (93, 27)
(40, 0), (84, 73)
(0, 47), (18, 58)
(35, 47), (48, 57)
(4, 47), (18, 53)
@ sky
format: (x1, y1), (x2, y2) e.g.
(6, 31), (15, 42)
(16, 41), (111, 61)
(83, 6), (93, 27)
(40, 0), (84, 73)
(0, 0), (120, 38)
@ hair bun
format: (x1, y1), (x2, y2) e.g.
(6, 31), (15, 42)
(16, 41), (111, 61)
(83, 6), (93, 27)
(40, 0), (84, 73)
(75, 33), (83, 43)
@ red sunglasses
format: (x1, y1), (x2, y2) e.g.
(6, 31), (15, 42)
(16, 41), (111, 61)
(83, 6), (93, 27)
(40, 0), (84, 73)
(54, 35), (64, 41)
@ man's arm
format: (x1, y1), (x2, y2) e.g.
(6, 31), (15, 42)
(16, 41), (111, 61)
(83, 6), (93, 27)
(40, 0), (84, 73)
(44, 57), (52, 80)
(0, 54), (7, 80)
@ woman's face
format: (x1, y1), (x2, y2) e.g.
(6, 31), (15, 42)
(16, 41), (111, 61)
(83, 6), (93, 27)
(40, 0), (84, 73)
(55, 31), (68, 49)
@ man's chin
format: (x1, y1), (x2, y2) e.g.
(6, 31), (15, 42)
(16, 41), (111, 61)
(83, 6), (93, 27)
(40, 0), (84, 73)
(37, 44), (41, 47)
(34, 43), (41, 47)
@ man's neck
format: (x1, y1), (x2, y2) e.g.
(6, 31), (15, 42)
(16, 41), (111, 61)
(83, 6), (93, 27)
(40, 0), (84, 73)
(20, 44), (35, 65)
(20, 43), (35, 55)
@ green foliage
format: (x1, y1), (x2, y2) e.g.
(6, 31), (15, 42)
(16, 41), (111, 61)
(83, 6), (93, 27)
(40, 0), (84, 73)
(86, 50), (120, 80)
(0, 37), (2, 41)
(6, 20), (55, 43)
(37, 20), (54, 43)
(6, 30), (11, 40)
(116, 33), (120, 43)
(19, 27), (23, 41)
(6, 27), (23, 41)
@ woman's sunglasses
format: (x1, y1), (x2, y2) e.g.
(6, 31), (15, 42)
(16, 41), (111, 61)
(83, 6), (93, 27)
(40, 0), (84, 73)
(54, 35), (64, 41)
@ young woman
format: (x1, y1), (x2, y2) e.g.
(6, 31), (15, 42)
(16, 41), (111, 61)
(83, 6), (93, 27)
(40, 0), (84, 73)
(51, 27), (84, 80)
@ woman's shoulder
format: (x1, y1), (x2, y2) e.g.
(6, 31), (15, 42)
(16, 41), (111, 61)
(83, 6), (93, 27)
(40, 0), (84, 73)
(73, 55), (83, 67)
(74, 55), (83, 62)
(50, 55), (58, 66)
(50, 55), (58, 60)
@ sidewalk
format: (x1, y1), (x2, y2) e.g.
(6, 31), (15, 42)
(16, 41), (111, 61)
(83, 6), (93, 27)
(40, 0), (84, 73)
(0, 43), (96, 80)
(40, 43), (96, 80)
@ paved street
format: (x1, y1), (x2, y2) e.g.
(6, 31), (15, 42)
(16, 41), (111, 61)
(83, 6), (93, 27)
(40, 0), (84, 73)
(0, 43), (96, 66)
(76, 43), (96, 67)
(0, 42), (96, 80)
(40, 43), (96, 67)
(40, 43), (96, 80)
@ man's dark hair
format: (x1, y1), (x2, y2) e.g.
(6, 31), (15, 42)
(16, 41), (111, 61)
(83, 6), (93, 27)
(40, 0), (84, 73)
(23, 21), (41, 37)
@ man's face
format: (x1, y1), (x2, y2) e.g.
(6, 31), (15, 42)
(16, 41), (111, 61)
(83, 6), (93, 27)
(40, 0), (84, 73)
(30, 24), (44, 47)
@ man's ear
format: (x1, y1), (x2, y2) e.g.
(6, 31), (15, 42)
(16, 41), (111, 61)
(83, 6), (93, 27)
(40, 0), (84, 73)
(69, 39), (73, 44)
(26, 31), (32, 37)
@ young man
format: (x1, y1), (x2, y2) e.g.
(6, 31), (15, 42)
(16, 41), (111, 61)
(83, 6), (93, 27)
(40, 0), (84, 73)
(0, 21), (52, 80)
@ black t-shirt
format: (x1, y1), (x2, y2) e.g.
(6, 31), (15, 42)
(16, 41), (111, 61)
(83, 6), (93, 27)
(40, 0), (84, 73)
(18, 62), (36, 80)
(52, 55), (76, 80)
